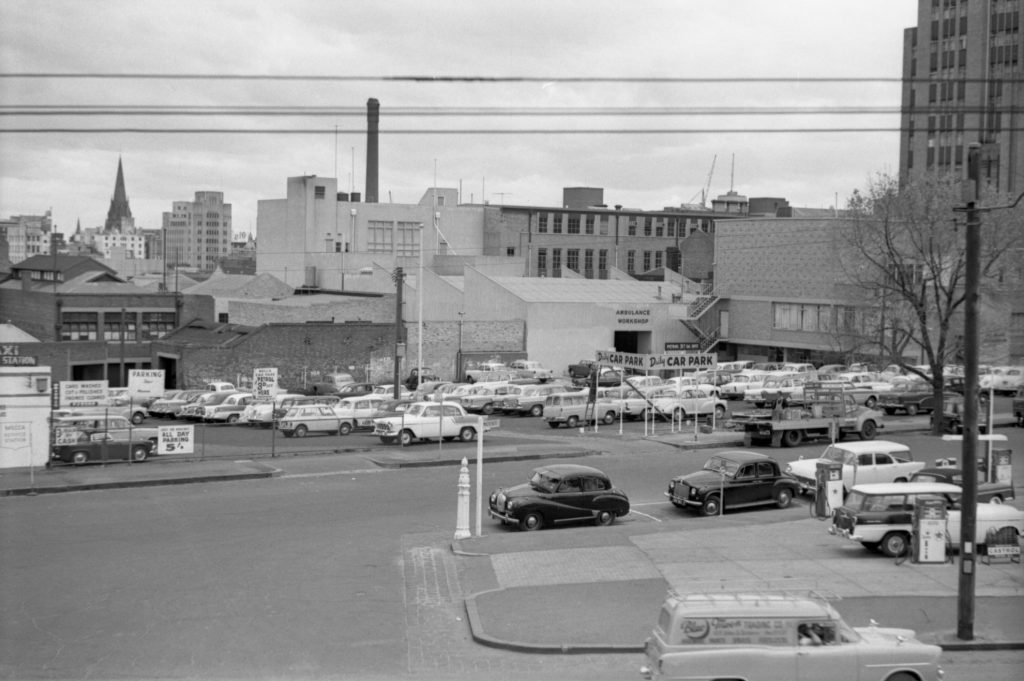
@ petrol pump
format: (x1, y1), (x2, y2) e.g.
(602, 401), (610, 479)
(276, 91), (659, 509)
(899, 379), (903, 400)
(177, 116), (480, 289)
(913, 498), (948, 563)
(814, 461), (844, 518)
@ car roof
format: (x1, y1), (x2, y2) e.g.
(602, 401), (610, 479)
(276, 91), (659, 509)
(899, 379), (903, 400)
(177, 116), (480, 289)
(712, 450), (773, 463)
(663, 593), (834, 619)
(822, 440), (910, 454)
(849, 482), (962, 495)
(533, 464), (608, 478)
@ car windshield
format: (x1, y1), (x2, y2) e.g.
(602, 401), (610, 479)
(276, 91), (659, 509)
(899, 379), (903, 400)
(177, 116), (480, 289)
(702, 456), (739, 477)
(404, 404), (427, 417)
(529, 470), (559, 493)
(821, 446), (855, 465)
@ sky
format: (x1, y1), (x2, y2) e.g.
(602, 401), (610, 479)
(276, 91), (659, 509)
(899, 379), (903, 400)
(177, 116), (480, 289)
(0, 0), (919, 238)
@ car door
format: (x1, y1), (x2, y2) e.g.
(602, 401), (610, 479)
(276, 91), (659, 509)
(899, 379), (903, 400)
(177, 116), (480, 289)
(729, 463), (762, 506)
(551, 475), (589, 521)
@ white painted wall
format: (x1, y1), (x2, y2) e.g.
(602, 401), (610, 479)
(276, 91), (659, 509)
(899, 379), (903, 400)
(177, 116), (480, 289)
(0, 366), (53, 469)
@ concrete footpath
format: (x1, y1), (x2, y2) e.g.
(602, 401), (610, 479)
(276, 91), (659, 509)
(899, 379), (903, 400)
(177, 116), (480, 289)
(2, 415), (1021, 653)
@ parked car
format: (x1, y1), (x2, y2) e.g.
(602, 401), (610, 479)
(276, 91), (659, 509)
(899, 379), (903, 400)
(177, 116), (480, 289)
(498, 383), (573, 417)
(50, 438), (154, 466)
(277, 405), (343, 437)
(51, 414), (159, 445)
(52, 401), (149, 426)
(717, 371), (769, 400)
(829, 481), (1024, 557)
(487, 464), (630, 531)
(239, 392), (303, 427)
(646, 387), (727, 421)
(372, 400), (494, 445)
(910, 467), (1015, 504)
(332, 395), (388, 435)
(369, 398), (416, 420)
(508, 359), (555, 382)
(542, 391), (620, 428)
(179, 390), (240, 421)
(147, 389), (204, 418)
(929, 395), (989, 434)
(876, 379), (935, 416)
(334, 382), (377, 399)
(666, 451), (800, 516)
(980, 365), (1024, 394)
(755, 376), (809, 407)
(447, 382), (515, 415)
(202, 392), (255, 423)
(273, 394), (340, 420)
(785, 441), (925, 495)
(640, 592), (942, 681)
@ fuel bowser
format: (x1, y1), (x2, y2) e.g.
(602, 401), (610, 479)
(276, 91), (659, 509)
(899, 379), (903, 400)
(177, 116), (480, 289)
(913, 498), (948, 563)
(814, 461), (844, 518)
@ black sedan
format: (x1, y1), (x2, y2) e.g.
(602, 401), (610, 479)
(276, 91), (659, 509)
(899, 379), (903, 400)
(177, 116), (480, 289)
(488, 464), (630, 531)
(910, 467), (1014, 504)
(666, 450), (800, 516)
(50, 438), (154, 466)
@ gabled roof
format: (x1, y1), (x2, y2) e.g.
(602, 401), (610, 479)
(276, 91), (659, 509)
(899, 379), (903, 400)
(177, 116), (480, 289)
(182, 272), (292, 299)
(0, 322), (40, 343)
(160, 319), (258, 347)
(12, 254), (116, 275)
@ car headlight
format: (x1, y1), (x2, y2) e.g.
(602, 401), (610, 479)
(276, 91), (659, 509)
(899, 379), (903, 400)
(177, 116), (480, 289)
(785, 465), (792, 473)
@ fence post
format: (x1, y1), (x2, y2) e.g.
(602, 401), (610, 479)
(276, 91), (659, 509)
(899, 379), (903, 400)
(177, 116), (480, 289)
(454, 457), (471, 540)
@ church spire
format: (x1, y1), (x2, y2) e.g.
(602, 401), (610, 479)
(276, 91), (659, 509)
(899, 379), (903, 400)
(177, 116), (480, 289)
(104, 156), (133, 233)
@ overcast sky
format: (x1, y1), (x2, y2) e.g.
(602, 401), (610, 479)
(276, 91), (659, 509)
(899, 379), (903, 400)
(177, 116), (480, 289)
(0, 0), (918, 238)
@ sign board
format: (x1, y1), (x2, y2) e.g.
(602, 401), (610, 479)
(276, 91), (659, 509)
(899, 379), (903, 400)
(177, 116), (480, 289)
(1, 422), (30, 449)
(59, 380), (109, 408)
(679, 617), (793, 646)
(665, 342), (700, 351)
(128, 369), (165, 401)
(0, 345), (37, 365)
(595, 350), (717, 371)
(252, 367), (279, 399)
(615, 306), (652, 327)
(158, 425), (195, 455)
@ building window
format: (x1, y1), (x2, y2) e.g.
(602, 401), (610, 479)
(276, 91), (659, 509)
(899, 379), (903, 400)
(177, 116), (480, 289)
(567, 249), (580, 272)
(584, 249), (594, 276)
(655, 251), (663, 269)
(314, 186), (326, 199)
(538, 213), (548, 233)
(61, 312), (98, 341)
(141, 312), (176, 340)
(643, 251), (651, 271)
(537, 248), (547, 275)
(599, 215), (609, 235)
(598, 249), (607, 272)
(218, 313), (229, 323)
(396, 222), (420, 256)
(655, 219), (664, 237)
(627, 250), (636, 273)
(506, 246), (516, 257)
(367, 220), (394, 253)
(628, 217), (637, 236)
(567, 214), (580, 234)
(644, 217), (652, 237)
(773, 303), (833, 332)
(585, 215), (595, 234)
(552, 248), (562, 275)
(553, 214), (564, 234)
(103, 313), (136, 341)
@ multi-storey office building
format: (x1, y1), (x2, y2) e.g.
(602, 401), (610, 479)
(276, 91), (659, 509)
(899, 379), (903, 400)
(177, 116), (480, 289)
(899, 0), (1024, 194)
(162, 191), (233, 271)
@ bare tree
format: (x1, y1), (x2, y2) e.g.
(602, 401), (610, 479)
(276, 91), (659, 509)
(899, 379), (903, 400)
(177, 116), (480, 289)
(839, 171), (1022, 434)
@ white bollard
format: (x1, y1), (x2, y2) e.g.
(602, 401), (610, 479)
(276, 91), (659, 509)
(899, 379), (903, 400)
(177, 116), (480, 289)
(454, 456), (471, 540)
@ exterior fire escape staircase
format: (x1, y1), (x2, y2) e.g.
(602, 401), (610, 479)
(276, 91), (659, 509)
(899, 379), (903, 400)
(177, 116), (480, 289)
(678, 282), (721, 353)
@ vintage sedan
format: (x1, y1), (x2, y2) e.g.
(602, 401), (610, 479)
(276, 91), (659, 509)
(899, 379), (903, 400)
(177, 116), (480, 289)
(276, 405), (342, 437)
(876, 379), (936, 416)
(488, 464), (630, 531)
(50, 438), (154, 466)
(910, 466), (1015, 504)
(785, 441), (924, 495)
(332, 395), (388, 435)
(666, 451), (800, 516)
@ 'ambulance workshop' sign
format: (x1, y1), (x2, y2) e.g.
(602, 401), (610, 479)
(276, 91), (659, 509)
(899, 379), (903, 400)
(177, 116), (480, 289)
(59, 380), (109, 408)
(158, 425), (195, 455)
(595, 350), (717, 371)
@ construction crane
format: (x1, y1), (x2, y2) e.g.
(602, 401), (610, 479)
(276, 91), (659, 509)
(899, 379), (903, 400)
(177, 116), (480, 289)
(687, 155), (717, 207)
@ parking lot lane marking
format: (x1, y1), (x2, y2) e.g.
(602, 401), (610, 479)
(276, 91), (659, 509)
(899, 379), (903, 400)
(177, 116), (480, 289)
(629, 509), (662, 522)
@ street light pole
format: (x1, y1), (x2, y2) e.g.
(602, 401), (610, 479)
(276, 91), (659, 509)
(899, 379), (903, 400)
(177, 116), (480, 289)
(417, 222), (425, 393)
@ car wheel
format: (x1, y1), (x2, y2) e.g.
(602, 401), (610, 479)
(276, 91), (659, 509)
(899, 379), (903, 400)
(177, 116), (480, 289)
(547, 422), (560, 429)
(131, 412), (145, 425)
(859, 420), (878, 440)
(521, 512), (543, 531)
(776, 489), (793, 509)
(227, 414), (240, 424)
(338, 422), (352, 436)
(885, 673), (919, 681)
(566, 415), (579, 428)
(131, 445), (149, 462)
(294, 425), (308, 438)
(601, 411), (616, 425)
(482, 403), (494, 415)
(883, 408), (896, 416)
(530, 404), (543, 417)
(379, 436), (397, 445)
(673, 407), (685, 420)
(713, 405), (726, 420)
(865, 396), (877, 409)
(700, 495), (721, 516)
(905, 403), (919, 416)
(595, 510), (615, 526)
(281, 431), (293, 438)
(782, 429), (802, 447)
(880, 532), (909, 558)
(894, 477), (908, 483)
(459, 426), (476, 442)
(399, 429), (415, 446)
(72, 450), (89, 465)
(990, 495), (1004, 504)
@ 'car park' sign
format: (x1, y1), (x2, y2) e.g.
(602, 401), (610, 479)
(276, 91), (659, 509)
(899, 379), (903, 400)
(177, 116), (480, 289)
(595, 350), (717, 371)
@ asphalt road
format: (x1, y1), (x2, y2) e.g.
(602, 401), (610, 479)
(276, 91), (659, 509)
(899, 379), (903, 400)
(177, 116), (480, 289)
(3, 407), (1022, 680)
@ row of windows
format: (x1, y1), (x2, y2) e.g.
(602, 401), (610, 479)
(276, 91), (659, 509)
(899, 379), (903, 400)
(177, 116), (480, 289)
(60, 312), (176, 342)
(367, 221), (421, 255)
(772, 303), (862, 334)
(535, 212), (711, 238)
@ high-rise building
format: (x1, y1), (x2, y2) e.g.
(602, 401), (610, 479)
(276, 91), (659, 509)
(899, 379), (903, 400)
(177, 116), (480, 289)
(899, 0), (1024, 193)
(162, 191), (232, 271)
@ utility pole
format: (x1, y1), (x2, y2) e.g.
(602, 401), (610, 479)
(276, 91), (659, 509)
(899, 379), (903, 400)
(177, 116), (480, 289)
(393, 267), (404, 399)
(958, 142), (982, 641)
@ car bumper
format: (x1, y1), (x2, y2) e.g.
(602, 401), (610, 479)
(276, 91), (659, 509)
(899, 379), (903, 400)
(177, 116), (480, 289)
(828, 525), (865, 542)
(664, 491), (701, 507)
(488, 508), (521, 525)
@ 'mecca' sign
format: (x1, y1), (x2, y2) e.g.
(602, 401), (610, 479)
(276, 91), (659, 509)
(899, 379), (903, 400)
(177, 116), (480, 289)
(595, 351), (717, 370)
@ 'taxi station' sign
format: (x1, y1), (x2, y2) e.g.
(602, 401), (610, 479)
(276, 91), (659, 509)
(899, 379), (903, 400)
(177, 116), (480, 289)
(595, 350), (717, 371)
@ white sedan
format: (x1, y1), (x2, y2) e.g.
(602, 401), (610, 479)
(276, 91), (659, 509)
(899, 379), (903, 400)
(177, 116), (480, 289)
(646, 387), (727, 420)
